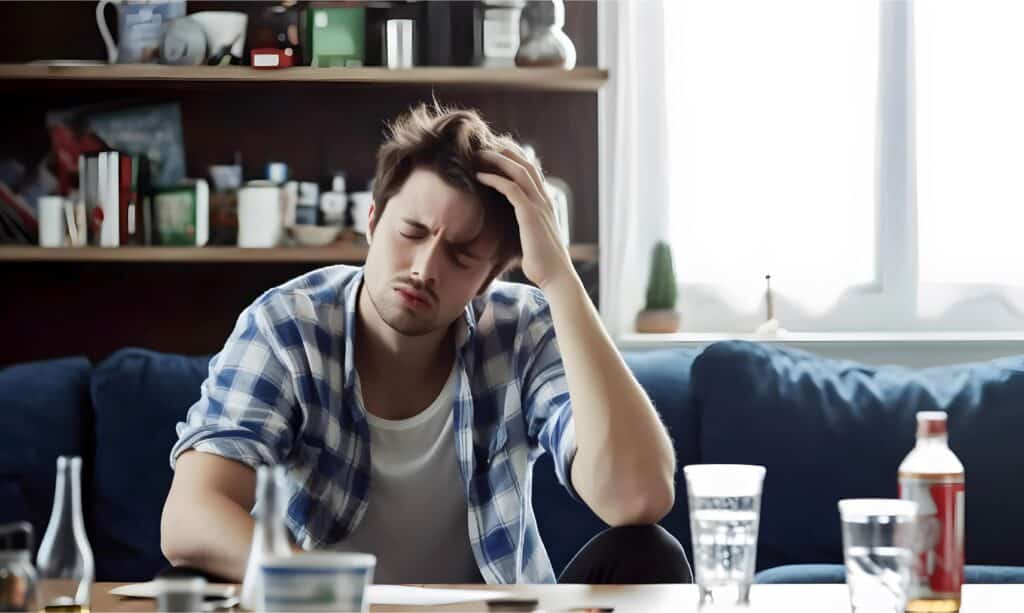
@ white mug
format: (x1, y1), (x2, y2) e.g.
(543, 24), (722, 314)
(237, 182), (283, 248)
(96, 0), (186, 64)
(37, 196), (66, 247)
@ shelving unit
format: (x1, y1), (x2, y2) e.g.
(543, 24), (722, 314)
(0, 0), (602, 367)
(0, 64), (608, 92)
(0, 243), (599, 264)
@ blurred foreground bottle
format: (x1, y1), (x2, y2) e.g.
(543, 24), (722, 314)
(36, 456), (94, 613)
(899, 412), (965, 613)
(0, 522), (38, 611)
(240, 465), (293, 611)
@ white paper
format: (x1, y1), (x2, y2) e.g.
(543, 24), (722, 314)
(110, 582), (236, 599)
(367, 585), (512, 606)
(111, 582), (510, 606)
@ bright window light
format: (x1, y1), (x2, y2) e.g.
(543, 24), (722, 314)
(917, 0), (1024, 285)
(665, 0), (878, 298)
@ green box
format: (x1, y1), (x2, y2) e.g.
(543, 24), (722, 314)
(307, 7), (366, 67)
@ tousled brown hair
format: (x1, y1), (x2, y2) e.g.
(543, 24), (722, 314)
(372, 103), (523, 268)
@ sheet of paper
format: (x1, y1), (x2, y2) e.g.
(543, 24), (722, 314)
(109, 582), (236, 599)
(111, 583), (511, 606)
(367, 585), (512, 605)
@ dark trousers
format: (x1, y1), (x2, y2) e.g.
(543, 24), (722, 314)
(558, 524), (693, 584)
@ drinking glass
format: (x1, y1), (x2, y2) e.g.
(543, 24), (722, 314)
(684, 464), (766, 609)
(839, 498), (918, 613)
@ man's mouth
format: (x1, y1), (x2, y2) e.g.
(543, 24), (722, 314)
(395, 287), (432, 310)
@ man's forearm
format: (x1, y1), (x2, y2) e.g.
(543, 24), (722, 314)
(543, 274), (676, 526)
(161, 492), (256, 581)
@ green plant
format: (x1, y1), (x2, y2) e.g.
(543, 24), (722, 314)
(644, 241), (678, 311)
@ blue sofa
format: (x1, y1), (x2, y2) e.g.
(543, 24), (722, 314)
(2, 341), (1023, 583)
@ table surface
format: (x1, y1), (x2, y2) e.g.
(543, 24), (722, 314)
(92, 582), (1024, 612)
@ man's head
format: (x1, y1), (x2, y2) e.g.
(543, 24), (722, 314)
(362, 103), (523, 337)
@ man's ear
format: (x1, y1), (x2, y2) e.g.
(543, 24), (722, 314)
(366, 202), (377, 245)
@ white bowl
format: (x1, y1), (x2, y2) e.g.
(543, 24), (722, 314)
(289, 225), (342, 247)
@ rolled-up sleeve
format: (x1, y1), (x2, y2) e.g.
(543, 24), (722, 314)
(170, 299), (299, 470)
(520, 291), (578, 500)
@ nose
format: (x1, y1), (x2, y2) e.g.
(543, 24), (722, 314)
(410, 234), (445, 286)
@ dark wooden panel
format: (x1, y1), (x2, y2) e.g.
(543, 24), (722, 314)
(0, 262), (323, 367)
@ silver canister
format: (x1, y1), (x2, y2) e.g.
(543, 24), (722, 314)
(385, 19), (415, 69)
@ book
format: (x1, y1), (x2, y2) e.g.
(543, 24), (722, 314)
(119, 154), (150, 246)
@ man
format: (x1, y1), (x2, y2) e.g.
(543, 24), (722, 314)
(162, 104), (691, 585)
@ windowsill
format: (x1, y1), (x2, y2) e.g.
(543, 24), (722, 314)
(618, 331), (1024, 346)
(616, 332), (1024, 367)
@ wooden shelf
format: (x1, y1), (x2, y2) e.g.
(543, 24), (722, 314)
(0, 64), (608, 92)
(0, 243), (599, 264)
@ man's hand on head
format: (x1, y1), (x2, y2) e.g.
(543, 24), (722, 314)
(475, 149), (577, 292)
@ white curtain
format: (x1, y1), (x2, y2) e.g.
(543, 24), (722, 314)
(598, 0), (674, 337)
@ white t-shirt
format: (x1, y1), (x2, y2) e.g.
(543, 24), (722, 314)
(338, 363), (483, 584)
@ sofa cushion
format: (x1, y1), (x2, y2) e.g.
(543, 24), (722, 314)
(692, 340), (1024, 570)
(90, 348), (209, 581)
(754, 563), (1024, 584)
(533, 348), (701, 574)
(0, 357), (91, 546)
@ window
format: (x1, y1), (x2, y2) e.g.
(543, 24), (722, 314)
(662, 0), (1024, 332)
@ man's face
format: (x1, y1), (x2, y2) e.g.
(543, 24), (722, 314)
(362, 168), (502, 336)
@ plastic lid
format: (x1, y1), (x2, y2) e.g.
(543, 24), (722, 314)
(262, 552), (377, 570)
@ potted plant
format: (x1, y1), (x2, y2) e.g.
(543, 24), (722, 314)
(635, 241), (681, 333)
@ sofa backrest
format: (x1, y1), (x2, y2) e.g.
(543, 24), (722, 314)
(0, 356), (92, 549)
(691, 340), (1024, 570)
(532, 348), (702, 575)
(89, 348), (209, 581)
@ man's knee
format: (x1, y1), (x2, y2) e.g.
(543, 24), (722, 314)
(592, 524), (693, 583)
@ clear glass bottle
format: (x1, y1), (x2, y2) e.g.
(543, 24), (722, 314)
(0, 522), (38, 612)
(898, 412), (965, 613)
(36, 456), (94, 613)
(240, 465), (293, 611)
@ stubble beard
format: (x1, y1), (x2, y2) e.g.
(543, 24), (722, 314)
(367, 280), (438, 337)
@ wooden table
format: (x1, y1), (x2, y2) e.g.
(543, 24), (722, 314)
(93, 582), (1024, 612)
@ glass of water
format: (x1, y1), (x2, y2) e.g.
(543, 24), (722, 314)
(684, 464), (766, 609)
(838, 499), (918, 613)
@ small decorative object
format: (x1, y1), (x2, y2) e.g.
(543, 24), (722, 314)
(754, 274), (789, 337)
(515, 0), (577, 69)
(636, 241), (681, 333)
(160, 17), (207, 66)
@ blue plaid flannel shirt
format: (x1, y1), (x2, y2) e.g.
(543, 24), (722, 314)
(171, 265), (578, 583)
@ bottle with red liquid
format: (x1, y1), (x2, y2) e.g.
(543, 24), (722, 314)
(898, 411), (965, 613)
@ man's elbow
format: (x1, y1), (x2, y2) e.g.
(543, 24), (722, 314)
(604, 480), (675, 526)
(160, 503), (197, 567)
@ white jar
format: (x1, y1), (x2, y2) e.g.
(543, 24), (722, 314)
(237, 181), (283, 247)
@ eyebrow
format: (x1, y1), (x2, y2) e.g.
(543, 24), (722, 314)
(400, 218), (484, 259)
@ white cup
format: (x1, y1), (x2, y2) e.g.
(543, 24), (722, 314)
(237, 181), (283, 248)
(262, 552), (376, 613)
(37, 195), (66, 247)
(349, 191), (373, 235)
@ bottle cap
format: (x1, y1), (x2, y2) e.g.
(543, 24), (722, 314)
(916, 411), (948, 437)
